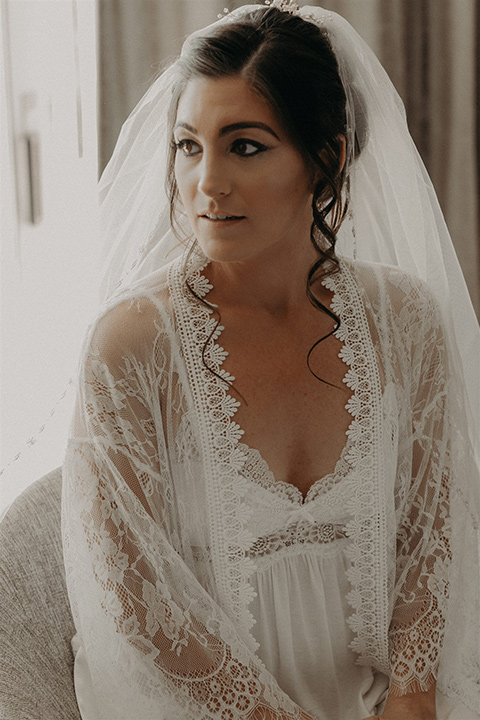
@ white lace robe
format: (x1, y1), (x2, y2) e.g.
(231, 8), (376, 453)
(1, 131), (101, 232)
(62, 253), (480, 719)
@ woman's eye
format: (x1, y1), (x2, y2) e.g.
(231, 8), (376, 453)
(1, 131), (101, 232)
(231, 139), (267, 157)
(175, 139), (201, 156)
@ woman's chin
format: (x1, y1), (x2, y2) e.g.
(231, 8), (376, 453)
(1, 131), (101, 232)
(196, 238), (252, 264)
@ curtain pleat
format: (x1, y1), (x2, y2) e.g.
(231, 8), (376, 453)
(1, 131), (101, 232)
(422, 0), (479, 312)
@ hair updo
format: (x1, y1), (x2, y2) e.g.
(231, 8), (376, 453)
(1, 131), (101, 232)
(166, 6), (367, 384)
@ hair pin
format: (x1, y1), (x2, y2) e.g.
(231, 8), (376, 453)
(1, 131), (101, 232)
(265, 0), (301, 13)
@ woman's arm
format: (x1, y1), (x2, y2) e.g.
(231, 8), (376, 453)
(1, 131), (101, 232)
(362, 682), (436, 719)
(387, 292), (450, 698)
(63, 297), (314, 720)
(377, 280), (451, 718)
(381, 682), (436, 719)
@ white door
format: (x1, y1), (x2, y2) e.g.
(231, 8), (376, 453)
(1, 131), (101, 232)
(1, 0), (99, 512)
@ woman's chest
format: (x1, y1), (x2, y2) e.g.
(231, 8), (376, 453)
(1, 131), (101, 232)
(222, 327), (353, 494)
(170, 257), (399, 501)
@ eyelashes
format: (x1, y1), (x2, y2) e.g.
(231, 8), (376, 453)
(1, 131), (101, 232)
(230, 139), (268, 156)
(174, 139), (200, 156)
(174, 138), (269, 158)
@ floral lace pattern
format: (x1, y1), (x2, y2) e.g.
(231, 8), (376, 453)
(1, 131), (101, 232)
(172, 253), (456, 696)
(237, 438), (353, 506)
(62, 253), (468, 718)
(171, 253), (389, 672)
(248, 521), (348, 557)
(64, 286), (309, 719)
(248, 519), (349, 575)
(171, 255), (260, 645)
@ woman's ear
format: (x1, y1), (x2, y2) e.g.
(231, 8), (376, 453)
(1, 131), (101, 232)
(324, 134), (346, 176)
(312, 134), (347, 193)
(337, 134), (347, 175)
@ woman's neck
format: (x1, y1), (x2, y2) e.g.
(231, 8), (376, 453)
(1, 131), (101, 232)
(206, 237), (321, 317)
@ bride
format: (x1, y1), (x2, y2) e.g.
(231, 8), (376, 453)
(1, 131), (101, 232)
(62, 3), (480, 719)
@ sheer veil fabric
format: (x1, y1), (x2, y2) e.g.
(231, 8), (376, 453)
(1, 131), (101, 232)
(62, 4), (480, 719)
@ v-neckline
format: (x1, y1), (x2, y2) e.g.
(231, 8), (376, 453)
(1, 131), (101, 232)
(173, 250), (373, 506)
(169, 249), (386, 655)
(236, 438), (353, 506)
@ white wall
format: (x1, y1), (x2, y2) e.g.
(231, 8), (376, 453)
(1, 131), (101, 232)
(1, 0), (99, 513)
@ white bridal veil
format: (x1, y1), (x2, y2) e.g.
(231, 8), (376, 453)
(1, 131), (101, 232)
(98, 2), (479, 431)
(61, 3), (480, 718)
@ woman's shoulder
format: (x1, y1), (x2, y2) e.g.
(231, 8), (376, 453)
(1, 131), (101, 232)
(339, 256), (446, 355)
(340, 256), (441, 317)
(86, 261), (180, 366)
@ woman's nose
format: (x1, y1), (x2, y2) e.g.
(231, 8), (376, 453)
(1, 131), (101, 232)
(197, 153), (231, 198)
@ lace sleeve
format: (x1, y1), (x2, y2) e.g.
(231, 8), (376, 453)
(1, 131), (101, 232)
(62, 298), (311, 720)
(388, 292), (452, 697)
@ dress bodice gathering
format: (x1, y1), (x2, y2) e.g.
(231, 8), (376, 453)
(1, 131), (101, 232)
(236, 443), (390, 719)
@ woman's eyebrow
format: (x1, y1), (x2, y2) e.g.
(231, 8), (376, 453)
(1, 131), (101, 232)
(219, 122), (280, 139)
(174, 120), (280, 140)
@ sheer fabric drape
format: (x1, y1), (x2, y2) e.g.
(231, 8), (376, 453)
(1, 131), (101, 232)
(63, 251), (479, 718)
(98, 0), (480, 314)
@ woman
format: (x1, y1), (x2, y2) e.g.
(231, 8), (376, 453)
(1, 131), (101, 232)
(62, 3), (480, 719)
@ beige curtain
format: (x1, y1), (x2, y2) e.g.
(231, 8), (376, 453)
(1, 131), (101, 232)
(98, 0), (480, 314)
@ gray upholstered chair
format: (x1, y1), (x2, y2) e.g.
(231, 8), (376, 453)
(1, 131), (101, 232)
(0, 467), (81, 720)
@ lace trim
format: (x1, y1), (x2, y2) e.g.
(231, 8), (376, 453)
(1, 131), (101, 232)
(190, 516), (348, 571)
(171, 253), (388, 669)
(322, 267), (389, 672)
(237, 439), (353, 505)
(170, 252), (259, 649)
(249, 520), (347, 554)
(229, 270), (371, 506)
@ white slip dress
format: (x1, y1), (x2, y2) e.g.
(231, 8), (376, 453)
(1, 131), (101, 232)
(71, 437), (479, 719)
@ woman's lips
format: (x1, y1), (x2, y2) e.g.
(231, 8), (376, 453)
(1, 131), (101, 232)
(200, 213), (245, 222)
(199, 213), (246, 224)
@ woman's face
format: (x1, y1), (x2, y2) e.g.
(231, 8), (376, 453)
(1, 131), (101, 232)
(173, 75), (315, 264)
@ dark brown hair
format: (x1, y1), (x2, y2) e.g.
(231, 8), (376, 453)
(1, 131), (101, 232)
(167, 6), (366, 385)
